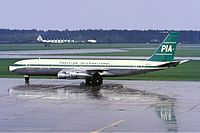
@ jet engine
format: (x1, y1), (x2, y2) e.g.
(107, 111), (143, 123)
(57, 71), (90, 79)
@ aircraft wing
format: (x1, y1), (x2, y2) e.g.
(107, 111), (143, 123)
(61, 68), (108, 73)
(86, 68), (109, 73)
(57, 68), (109, 79)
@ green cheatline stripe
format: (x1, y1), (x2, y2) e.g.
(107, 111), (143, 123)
(11, 64), (165, 69)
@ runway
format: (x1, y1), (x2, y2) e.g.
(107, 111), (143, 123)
(0, 78), (200, 132)
(0, 49), (126, 56)
(0, 48), (200, 60)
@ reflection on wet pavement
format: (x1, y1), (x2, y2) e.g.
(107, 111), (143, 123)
(9, 84), (102, 100)
(9, 83), (177, 131)
(9, 83), (173, 102)
(156, 103), (177, 132)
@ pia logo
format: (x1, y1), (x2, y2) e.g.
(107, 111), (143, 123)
(161, 45), (172, 53)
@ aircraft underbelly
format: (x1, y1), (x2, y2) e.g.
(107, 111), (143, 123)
(14, 67), (159, 77)
(103, 68), (155, 76)
(14, 68), (61, 76)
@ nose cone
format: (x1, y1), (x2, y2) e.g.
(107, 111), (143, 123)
(9, 66), (15, 72)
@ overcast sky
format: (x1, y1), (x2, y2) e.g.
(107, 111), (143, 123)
(0, 0), (200, 30)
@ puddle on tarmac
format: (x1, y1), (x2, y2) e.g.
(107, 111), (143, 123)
(9, 83), (175, 104)
(8, 83), (177, 132)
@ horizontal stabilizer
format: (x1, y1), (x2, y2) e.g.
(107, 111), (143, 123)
(179, 60), (189, 64)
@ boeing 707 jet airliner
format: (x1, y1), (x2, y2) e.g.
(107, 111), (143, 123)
(9, 32), (187, 86)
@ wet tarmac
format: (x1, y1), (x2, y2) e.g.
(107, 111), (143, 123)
(0, 78), (200, 132)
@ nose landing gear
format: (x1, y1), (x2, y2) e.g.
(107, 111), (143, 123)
(24, 75), (30, 84)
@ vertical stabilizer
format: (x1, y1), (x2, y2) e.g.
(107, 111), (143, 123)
(37, 35), (43, 42)
(147, 32), (179, 62)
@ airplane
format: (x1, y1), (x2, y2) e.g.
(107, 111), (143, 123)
(37, 35), (75, 44)
(9, 32), (188, 86)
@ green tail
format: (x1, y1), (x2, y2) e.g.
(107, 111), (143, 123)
(147, 32), (179, 62)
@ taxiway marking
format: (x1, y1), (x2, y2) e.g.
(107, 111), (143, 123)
(91, 119), (125, 133)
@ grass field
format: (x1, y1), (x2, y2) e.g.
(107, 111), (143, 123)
(1, 59), (200, 81)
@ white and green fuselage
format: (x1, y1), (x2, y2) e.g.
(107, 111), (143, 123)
(9, 59), (175, 77)
(9, 32), (187, 85)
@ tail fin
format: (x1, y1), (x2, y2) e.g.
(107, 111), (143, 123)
(37, 35), (43, 42)
(147, 32), (179, 62)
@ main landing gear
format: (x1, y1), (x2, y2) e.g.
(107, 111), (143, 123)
(85, 72), (103, 86)
(24, 75), (30, 84)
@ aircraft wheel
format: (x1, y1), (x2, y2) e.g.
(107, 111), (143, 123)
(85, 77), (92, 85)
(91, 72), (103, 86)
(24, 76), (30, 84)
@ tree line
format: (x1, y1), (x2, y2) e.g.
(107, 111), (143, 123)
(0, 29), (199, 44)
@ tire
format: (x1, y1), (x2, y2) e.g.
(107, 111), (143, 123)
(25, 76), (29, 84)
(85, 77), (92, 85)
(91, 72), (103, 86)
